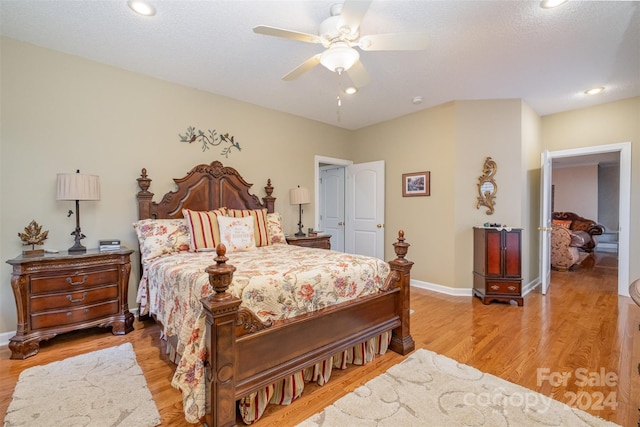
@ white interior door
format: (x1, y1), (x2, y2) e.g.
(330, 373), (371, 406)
(319, 166), (345, 251)
(345, 161), (385, 259)
(540, 150), (552, 294)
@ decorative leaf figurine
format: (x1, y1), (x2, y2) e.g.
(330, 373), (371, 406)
(179, 126), (241, 157)
(18, 220), (49, 250)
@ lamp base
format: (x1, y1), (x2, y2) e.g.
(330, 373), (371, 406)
(68, 242), (87, 253)
(68, 222), (87, 254)
(294, 231), (306, 237)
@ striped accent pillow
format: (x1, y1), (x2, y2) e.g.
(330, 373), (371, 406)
(226, 208), (270, 247)
(182, 208), (227, 251)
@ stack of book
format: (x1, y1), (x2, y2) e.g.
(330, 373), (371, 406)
(99, 239), (121, 252)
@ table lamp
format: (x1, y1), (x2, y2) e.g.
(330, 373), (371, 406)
(56, 170), (101, 253)
(289, 185), (310, 237)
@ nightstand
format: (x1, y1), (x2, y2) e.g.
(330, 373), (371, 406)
(6, 247), (134, 359)
(286, 235), (331, 250)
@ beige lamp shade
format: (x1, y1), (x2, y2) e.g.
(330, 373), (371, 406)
(56, 173), (101, 201)
(289, 186), (310, 205)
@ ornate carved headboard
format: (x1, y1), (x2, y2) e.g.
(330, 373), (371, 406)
(136, 161), (275, 219)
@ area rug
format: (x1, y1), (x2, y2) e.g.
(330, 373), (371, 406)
(297, 348), (619, 427)
(3, 343), (161, 427)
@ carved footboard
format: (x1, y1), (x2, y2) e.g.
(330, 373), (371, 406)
(201, 231), (414, 427)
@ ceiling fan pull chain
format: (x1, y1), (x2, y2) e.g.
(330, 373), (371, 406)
(336, 68), (342, 122)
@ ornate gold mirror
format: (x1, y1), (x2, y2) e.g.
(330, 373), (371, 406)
(476, 157), (498, 215)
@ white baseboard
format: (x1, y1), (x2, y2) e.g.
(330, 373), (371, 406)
(410, 279), (473, 296)
(0, 330), (13, 348)
(595, 243), (618, 253)
(411, 277), (540, 299)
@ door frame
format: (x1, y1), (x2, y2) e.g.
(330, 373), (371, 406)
(314, 155), (352, 232)
(544, 142), (631, 297)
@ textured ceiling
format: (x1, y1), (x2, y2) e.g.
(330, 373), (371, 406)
(1, 0), (638, 130)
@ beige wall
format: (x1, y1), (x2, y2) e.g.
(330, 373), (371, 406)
(521, 102), (543, 287)
(352, 102), (457, 287)
(552, 165), (599, 219)
(1, 36), (638, 338)
(353, 99), (535, 289)
(0, 38), (353, 334)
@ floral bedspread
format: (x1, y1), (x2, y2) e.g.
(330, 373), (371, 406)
(137, 244), (390, 423)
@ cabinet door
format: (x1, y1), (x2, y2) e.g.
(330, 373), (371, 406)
(504, 231), (521, 278)
(485, 230), (503, 276)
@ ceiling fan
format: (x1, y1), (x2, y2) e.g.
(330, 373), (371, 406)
(253, 0), (429, 88)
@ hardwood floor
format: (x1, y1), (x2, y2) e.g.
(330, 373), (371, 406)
(1, 251), (638, 426)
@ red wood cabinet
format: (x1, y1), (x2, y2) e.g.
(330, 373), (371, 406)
(473, 227), (523, 306)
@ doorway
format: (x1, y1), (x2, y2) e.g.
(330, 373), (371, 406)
(314, 156), (351, 252)
(542, 142), (631, 296)
(314, 155), (386, 259)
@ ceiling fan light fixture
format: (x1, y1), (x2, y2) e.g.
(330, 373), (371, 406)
(320, 44), (360, 72)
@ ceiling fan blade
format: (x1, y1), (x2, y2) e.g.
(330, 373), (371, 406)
(253, 25), (322, 44)
(338, 0), (372, 34)
(359, 32), (429, 51)
(346, 60), (370, 88)
(282, 54), (322, 81)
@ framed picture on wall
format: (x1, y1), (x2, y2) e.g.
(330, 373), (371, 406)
(402, 171), (430, 197)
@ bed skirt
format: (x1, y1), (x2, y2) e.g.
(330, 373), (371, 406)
(163, 330), (392, 424)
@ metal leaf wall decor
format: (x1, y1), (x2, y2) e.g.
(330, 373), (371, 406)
(179, 126), (241, 157)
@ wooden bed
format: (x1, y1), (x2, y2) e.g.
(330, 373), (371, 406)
(136, 160), (414, 427)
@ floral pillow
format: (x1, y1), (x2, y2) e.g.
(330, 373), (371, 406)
(217, 215), (256, 252)
(133, 218), (190, 263)
(266, 212), (287, 244)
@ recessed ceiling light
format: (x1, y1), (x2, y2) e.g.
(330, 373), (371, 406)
(345, 87), (357, 95)
(128, 0), (156, 16)
(540, 0), (568, 9)
(412, 96), (423, 105)
(584, 87), (605, 95)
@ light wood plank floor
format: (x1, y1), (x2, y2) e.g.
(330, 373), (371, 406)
(2, 251), (638, 426)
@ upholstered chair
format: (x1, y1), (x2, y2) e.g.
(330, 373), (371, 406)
(550, 225), (580, 271)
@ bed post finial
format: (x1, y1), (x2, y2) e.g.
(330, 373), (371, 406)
(137, 168), (154, 219)
(137, 168), (151, 193)
(263, 178), (276, 213)
(205, 244), (237, 302)
(393, 229), (409, 260)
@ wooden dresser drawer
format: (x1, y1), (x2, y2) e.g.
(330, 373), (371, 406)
(30, 300), (120, 330)
(486, 281), (521, 295)
(30, 284), (119, 312)
(30, 267), (119, 294)
(7, 248), (134, 359)
(286, 235), (331, 249)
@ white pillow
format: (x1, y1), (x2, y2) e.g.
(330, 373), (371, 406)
(217, 215), (256, 252)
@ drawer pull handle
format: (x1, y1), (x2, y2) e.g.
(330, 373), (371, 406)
(67, 292), (88, 303)
(66, 312), (72, 317)
(508, 286), (517, 291)
(490, 285), (499, 290)
(66, 275), (88, 286)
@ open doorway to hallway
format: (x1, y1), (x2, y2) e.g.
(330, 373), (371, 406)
(543, 142), (630, 296)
